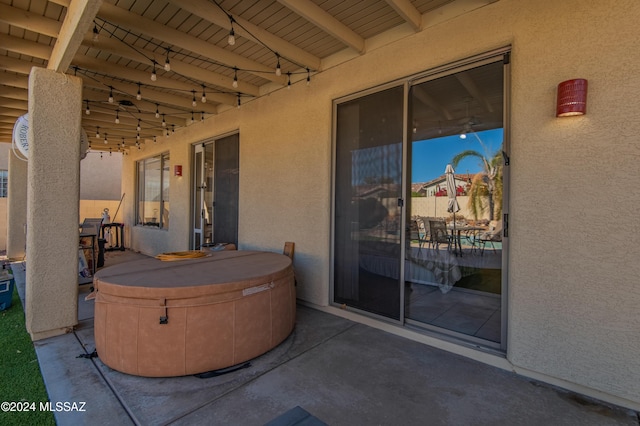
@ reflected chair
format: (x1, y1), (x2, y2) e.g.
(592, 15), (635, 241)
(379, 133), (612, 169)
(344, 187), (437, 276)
(478, 220), (502, 255)
(428, 219), (452, 251)
(414, 218), (430, 255)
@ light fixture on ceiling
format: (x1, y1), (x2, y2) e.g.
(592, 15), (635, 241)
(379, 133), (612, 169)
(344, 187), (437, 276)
(275, 53), (281, 76)
(201, 85), (207, 103)
(164, 48), (171, 72)
(136, 83), (142, 100)
(556, 79), (587, 117)
(92, 24), (99, 42)
(233, 67), (238, 88)
(151, 62), (157, 81)
(228, 16), (236, 46)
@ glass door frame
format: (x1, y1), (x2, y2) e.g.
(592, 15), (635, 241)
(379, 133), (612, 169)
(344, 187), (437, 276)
(192, 142), (207, 250)
(330, 48), (510, 352)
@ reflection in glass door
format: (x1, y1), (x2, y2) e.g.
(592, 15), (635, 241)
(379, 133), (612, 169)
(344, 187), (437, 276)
(192, 134), (239, 249)
(333, 52), (508, 349)
(405, 59), (506, 347)
(333, 86), (404, 320)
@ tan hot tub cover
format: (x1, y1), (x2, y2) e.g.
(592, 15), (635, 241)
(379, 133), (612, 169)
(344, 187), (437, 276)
(93, 250), (296, 377)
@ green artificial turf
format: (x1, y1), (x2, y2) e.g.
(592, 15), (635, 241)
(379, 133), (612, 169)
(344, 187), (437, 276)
(0, 275), (55, 426)
(455, 268), (502, 294)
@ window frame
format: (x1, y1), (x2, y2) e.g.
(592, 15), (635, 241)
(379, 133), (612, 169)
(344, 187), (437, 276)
(136, 152), (170, 229)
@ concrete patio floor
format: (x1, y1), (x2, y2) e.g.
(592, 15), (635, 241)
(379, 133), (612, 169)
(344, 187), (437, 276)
(10, 251), (639, 426)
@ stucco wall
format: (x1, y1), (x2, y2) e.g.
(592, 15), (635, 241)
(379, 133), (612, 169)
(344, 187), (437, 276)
(79, 152), (122, 200)
(122, 0), (640, 407)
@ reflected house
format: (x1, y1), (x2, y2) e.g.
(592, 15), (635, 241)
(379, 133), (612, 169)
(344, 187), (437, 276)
(414, 174), (471, 197)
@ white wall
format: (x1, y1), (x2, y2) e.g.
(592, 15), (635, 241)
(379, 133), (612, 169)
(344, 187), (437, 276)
(79, 151), (122, 200)
(122, 0), (640, 409)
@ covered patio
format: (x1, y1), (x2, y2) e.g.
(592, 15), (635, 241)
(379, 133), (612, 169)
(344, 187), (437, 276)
(1, 0), (639, 416)
(10, 253), (638, 425)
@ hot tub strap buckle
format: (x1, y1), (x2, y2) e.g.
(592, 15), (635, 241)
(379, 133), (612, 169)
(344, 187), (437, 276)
(159, 299), (168, 324)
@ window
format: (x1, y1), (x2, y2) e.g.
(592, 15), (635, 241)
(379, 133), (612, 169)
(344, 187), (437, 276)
(136, 153), (170, 229)
(0, 170), (7, 197)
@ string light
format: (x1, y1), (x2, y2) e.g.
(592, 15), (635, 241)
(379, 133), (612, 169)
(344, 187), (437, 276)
(104, 133), (108, 144)
(95, 126), (100, 138)
(201, 111), (205, 121)
(275, 53), (281, 76)
(153, 136), (157, 143)
(192, 90), (197, 107)
(233, 67), (238, 88)
(306, 68), (311, 86)
(287, 72), (291, 89)
(155, 104), (160, 118)
(191, 111), (194, 123)
(109, 147), (112, 156)
(171, 124), (175, 133)
(201, 85), (207, 103)
(227, 17), (236, 46)
(137, 119), (141, 131)
(136, 82), (142, 100)
(100, 152), (103, 159)
(161, 114), (166, 127)
(151, 62), (157, 81)
(88, 141), (92, 150)
(92, 23), (99, 42)
(85, 100), (91, 115)
(164, 48), (171, 72)
(136, 132), (140, 141)
(108, 87), (114, 103)
(237, 94), (241, 109)
(115, 111), (120, 124)
(165, 128), (169, 137)
(121, 138), (125, 147)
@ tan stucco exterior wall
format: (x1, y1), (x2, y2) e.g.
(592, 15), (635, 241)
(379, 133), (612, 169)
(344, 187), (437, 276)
(121, 0), (640, 408)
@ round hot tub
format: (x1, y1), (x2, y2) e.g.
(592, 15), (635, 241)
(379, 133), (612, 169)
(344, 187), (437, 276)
(93, 250), (295, 377)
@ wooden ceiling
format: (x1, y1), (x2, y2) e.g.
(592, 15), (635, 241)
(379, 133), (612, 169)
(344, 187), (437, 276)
(0, 0), (494, 151)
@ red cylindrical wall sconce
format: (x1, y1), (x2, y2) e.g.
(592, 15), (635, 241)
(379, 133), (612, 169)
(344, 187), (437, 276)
(556, 79), (588, 117)
(174, 165), (182, 176)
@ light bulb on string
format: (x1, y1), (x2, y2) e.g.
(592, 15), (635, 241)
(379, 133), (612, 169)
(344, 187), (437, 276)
(115, 111), (120, 124)
(191, 111), (194, 124)
(100, 152), (103, 159)
(192, 90), (197, 107)
(151, 62), (157, 81)
(232, 67), (238, 88)
(161, 114), (166, 127)
(237, 94), (241, 109)
(88, 141), (92, 151)
(201, 85), (207, 103)
(136, 83), (142, 100)
(287, 72), (291, 89)
(95, 126), (100, 139)
(153, 136), (157, 144)
(201, 111), (205, 121)
(165, 129), (169, 137)
(104, 133), (108, 144)
(85, 100), (90, 115)
(228, 22), (235, 46)
(136, 132), (140, 141)
(137, 119), (141, 132)
(109, 147), (112, 156)
(275, 54), (281, 76)
(108, 87), (114, 103)
(172, 124), (175, 133)
(92, 24), (99, 42)
(164, 48), (171, 72)
(155, 104), (160, 119)
(306, 68), (311, 86)
(121, 138), (125, 147)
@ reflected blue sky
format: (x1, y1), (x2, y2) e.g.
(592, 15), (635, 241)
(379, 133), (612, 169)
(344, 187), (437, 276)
(412, 128), (504, 183)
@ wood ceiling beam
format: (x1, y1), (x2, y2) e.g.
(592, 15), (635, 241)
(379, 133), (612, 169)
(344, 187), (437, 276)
(0, 3), (62, 38)
(0, 107), (25, 117)
(47, 0), (287, 85)
(0, 56), (38, 75)
(48, 0), (102, 72)
(72, 54), (234, 108)
(0, 115), (20, 124)
(0, 33), (52, 60)
(0, 72), (29, 90)
(0, 99), (27, 110)
(277, 0), (365, 53)
(167, 0), (321, 71)
(385, 0), (422, 31)
(80, 34), (260, 97)
(0, 86), (28, 101)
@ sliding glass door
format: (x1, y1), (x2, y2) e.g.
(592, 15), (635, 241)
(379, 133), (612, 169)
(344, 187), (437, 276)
(333, 52), (508, 349)
(333, 85), (405, 320)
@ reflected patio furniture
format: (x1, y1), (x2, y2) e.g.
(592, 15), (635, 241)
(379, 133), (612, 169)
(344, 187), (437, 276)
(414, 217), (430, 255)
(428, 219), (452, 251)
(477, 220), (503, 255)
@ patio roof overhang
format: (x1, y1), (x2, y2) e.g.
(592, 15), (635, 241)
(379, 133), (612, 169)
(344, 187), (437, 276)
(0, 0), (499, 150)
